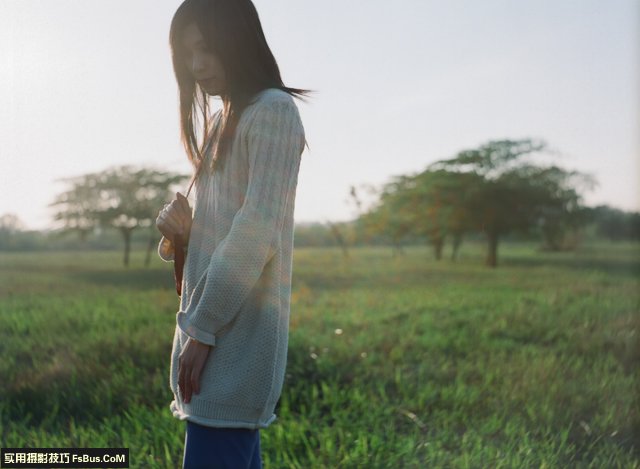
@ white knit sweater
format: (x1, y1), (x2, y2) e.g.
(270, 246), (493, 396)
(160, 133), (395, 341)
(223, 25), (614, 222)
(158, 88), (305, 429)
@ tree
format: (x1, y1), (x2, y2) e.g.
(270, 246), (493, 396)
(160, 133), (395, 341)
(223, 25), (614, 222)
(50, 166), (188, 266)
(407, 170), (483, 261)
(429, 139), (595, 266)
(322, 186), (366, 258)
(49, 175), (102, 243)
(0, 213), (26, 233)
(359, 169), (483, 260)
(587, 205), (640, 241)
(358, 175), (417, 256)
(0, 213), (27, 250)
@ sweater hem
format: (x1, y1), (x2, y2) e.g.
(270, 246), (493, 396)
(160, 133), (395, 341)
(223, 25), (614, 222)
(170, 399), (276, 430)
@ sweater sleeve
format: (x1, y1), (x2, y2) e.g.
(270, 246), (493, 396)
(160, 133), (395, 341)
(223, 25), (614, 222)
(176, 96), (304, 346)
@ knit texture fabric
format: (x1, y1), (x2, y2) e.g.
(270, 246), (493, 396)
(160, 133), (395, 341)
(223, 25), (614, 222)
(158, 88), (305, 429)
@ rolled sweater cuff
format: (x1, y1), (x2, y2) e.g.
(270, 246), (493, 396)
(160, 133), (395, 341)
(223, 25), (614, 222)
(176, 311), (216, 346)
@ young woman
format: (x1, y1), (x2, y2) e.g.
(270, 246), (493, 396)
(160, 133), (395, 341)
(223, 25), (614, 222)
(155, 0), (308, 467)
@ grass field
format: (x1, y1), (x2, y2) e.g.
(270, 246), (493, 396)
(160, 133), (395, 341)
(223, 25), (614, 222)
(0, 242), (638, 468)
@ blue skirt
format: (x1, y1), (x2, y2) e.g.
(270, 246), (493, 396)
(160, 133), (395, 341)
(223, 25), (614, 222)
(182, 421), (262, 469)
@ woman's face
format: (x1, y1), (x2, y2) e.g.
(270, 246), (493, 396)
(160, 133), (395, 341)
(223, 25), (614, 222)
(181, 22), (227, 96)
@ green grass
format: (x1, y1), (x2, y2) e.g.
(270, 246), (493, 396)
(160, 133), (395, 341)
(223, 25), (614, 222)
(0, 242), (638, 468)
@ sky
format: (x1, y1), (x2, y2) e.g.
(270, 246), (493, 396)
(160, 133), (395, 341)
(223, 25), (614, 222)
(0, 0), (638, 231)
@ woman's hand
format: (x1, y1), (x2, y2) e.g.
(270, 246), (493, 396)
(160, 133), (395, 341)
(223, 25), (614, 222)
(178, 337), (212, 403)
(156, 192), (192, 243)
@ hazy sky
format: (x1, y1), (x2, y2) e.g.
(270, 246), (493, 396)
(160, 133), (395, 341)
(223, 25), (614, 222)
(1, 0), (638, 231)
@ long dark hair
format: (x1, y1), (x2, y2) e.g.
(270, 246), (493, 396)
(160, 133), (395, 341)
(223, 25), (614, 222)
(169, 0), (309, 173)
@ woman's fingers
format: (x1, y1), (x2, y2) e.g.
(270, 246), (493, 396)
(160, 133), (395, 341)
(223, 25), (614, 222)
(164, 198), (192, 231)
(157, 218), (180, 241)
(183, 369), (192, 403)
(191, 369), (200, 396)
(178, 358), (187, 401)
(178, 357), (194, 403)
(173, 193), (192, 219)
(157, 203), (188, 238)
(177, 192), (191, 212)
(178, 339), (210, 404)
(159, 212), (181, 231)
(155, 196), (193, 252)
(171, 197), (190, 215)
(167, 201), (192, 240)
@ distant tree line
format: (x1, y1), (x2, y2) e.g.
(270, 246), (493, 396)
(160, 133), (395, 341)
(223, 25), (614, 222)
(0, 219), (164, 252)
(292, 205), (639, 247)
(587, 205), (640, 242)
(1, 203), (637, 256)
(1, 142), (638, 267)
